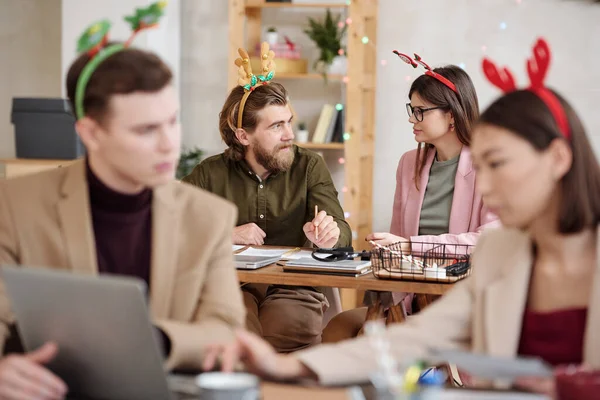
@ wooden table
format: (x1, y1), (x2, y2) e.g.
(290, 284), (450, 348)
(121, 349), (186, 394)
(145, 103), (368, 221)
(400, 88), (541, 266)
(259, 383), (548, 400)
(180, 382), (548, 400)
(237, 263), (454, 295)
(236, 248), (458, 325)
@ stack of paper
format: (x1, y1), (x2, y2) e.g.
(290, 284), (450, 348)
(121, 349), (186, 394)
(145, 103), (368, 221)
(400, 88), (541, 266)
(233, 247), (314, 261)
(235, 248), (287, 258)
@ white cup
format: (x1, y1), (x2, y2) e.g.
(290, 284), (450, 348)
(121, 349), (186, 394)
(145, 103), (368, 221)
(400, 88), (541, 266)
(195, 372), (260, 400)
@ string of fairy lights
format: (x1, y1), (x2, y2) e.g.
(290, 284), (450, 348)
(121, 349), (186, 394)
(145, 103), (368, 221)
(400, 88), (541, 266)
(326, 0), (523, 208)
(333, 0), (522, 168)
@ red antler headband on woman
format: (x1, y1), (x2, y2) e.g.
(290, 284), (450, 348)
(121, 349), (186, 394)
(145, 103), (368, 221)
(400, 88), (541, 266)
(482, 38), (570, 140)
(393, 51), (458, 94)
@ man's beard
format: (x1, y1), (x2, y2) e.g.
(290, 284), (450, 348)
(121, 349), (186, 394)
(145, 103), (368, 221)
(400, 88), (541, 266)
(254, 141), (295, 174)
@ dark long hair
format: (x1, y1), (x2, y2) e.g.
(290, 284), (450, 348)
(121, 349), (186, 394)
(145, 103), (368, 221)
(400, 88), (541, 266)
(479, 90), (600, 233)
(409, 65), (479, 190)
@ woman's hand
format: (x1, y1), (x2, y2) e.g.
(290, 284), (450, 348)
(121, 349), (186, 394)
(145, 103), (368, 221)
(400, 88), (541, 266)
(366, 233), (410, 252)
(203, 330), (317, 382)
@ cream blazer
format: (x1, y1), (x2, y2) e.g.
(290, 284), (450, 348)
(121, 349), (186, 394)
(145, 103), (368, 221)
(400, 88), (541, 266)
(297, 227), (600, 385)
(0, 160), (246, 370)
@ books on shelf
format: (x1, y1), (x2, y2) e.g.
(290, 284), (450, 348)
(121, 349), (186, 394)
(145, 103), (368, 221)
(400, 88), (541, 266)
(311, 104), (345, 144)
(311, 104), (334, 143)
(331, 106), (345, 143)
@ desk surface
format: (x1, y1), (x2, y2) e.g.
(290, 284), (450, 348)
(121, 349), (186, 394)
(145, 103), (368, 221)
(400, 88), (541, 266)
(237, 263), (455, 295)
(177, 382), (547, 400)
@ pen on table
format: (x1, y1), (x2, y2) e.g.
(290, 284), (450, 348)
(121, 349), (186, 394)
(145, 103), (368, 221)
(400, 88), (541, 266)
(282, 247), (301, 258)
(314, 205), (319, 241)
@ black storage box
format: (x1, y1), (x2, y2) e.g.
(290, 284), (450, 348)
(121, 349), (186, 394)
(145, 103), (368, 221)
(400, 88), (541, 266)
(10, 98), (85, 159)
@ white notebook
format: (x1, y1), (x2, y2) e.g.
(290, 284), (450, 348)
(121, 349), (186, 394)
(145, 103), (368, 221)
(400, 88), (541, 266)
(284, 257), (371, 271)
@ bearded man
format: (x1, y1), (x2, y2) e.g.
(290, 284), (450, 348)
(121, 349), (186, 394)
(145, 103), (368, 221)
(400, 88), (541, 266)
(183, 82), (350, 352)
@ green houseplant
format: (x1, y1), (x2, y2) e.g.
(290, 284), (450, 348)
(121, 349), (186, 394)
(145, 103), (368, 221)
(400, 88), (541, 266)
(176, 146), (203, 180)
(303, 9), (347, 74)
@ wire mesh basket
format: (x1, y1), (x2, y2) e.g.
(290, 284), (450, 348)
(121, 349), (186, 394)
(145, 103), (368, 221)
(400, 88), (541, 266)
(371, 241), (474, 283)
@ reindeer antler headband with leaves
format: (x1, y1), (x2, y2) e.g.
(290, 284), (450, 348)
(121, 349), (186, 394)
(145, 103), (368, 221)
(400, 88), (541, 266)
(482, 38), (570, 139)
(393, 51), (458, 93)
(74, 1), (168, 120)
(235, 42), (277, 129)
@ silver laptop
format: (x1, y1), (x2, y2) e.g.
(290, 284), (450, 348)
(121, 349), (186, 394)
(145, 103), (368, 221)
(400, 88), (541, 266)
(0, 266), (199, 400)
(234, 255), (281, 270)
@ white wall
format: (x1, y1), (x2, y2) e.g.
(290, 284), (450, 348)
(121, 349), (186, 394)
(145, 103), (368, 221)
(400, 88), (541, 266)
(372, 0), (600, 231)
(180, 0), (228, 154)
(61, 0), (181, 96)
(0, 0), (180, 159)
(0, 0), (62, 158)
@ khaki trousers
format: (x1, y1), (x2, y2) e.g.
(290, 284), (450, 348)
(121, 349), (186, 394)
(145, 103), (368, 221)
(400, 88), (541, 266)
(242, 283), (329, 353)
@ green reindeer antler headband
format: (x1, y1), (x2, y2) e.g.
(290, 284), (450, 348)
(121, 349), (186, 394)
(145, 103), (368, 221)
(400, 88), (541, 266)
(74, 0), (168, 120)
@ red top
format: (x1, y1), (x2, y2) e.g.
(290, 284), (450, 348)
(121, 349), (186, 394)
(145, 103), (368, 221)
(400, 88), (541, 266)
(518, 308), (587, 366)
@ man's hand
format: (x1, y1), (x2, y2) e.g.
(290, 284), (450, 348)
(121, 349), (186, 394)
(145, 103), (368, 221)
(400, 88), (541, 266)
(303, 211), (340, 248)
(0, 342), (67, 400)
(203, 330), (316, 382)
(233, 223), (266, 246)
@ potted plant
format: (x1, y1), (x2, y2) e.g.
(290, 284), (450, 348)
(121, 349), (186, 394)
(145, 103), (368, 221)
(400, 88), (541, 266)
(296, 122), (309, 143)
(176, 146), (203, 180)
(303, 9), (347, 76)
(266, 27), (279, 46)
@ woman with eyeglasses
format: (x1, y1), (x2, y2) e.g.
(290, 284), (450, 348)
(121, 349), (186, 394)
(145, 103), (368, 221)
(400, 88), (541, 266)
(321, 64), (498, 343)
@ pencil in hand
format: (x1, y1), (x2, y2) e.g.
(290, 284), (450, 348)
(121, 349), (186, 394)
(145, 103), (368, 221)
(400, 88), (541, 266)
(315, 205), (319, 241)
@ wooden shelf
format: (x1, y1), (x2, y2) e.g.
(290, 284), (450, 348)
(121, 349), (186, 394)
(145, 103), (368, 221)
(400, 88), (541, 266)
(276, 73), (344, 80)
(230, 0), (378, 254)
(247, 3), (348, 9)
(295, 142), (344, 150)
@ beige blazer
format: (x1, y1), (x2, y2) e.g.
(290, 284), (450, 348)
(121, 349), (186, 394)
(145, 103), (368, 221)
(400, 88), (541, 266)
(0, 160), (246, 371)
(297, 227), (600, 385)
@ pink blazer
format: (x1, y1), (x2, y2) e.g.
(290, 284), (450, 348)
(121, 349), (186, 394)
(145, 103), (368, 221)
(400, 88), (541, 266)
(390, 146), (498, 246)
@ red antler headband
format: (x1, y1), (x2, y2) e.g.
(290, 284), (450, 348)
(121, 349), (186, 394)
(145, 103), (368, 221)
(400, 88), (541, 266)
(393, 51), (458, 94)
(482, 38), (570, 140)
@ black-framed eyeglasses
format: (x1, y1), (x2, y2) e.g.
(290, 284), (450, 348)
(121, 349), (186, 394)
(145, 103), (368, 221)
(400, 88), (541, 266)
(311, 247), (370, 262)
(406, 103), (445, 122)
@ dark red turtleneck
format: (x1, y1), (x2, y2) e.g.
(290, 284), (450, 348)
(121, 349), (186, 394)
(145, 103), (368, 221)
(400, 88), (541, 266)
(86, 161), (153, 289)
